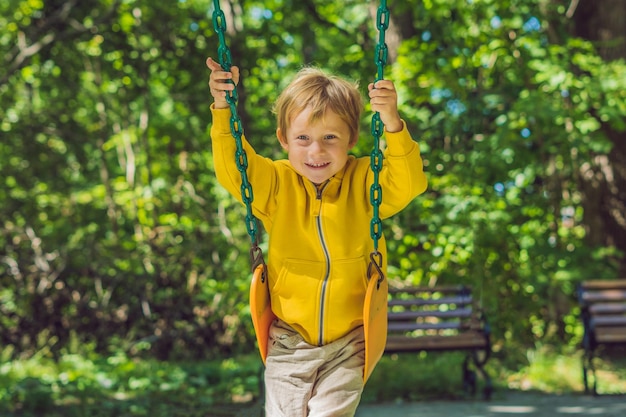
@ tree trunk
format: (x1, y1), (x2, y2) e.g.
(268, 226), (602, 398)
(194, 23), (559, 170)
(572, 0), (626, 275)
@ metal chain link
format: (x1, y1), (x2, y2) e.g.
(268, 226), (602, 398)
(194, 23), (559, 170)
(368, 0), (389, 284)
(212, 0), (262, 268)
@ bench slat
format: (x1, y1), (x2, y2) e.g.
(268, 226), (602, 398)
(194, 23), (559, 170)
(594, 327), (626, 344)
(389, 285), (471, 295)
(388, 308), (473, 321)
(580, 280), (626, 290)
(388, 317), (484, 333)
(386, 332), (489, 352)
(582, 290), (626, 303)
(589, 303), (626, 314)
(388, 321), (463, 332)
(388, 295), (472, 307)
(590, 316), (626, 327)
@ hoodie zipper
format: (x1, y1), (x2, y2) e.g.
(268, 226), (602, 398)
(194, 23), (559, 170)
(315, 182), (331, 346)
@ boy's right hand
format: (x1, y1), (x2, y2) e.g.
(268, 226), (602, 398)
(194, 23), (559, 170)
(206, 57), (240, 109)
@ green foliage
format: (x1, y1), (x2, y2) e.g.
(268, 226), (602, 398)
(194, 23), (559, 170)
(364, 347), (626, 403)
(1, 0), (625, 372)
(2, 347), (626, 413)
(1, 0), (255, 360)
(383, 0), (624, 357)
(363, 352), (478, 402)
(0, 350), (262, 416)
(506, 346), (626, 395)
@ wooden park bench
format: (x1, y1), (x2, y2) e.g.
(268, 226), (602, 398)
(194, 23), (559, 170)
(385, 285), (493, 399)
(578, 279), (626, 395)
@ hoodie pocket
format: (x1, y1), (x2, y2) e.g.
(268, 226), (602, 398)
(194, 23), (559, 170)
(272, 259), (326, 343)
(324, 257), (368, 337)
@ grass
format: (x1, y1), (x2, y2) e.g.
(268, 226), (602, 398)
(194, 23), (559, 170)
(1, 346), (625, 416)
(505, 345), (626, 396)
(0, 351), (263, 416)
(362, 351), (479, 403)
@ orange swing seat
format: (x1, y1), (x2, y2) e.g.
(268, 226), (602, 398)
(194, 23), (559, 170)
(363, 270), (388, 382)
(250, 262), (387, 382)
(249, 264), (276, 363)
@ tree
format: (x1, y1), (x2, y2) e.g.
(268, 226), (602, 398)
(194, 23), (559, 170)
(0, 0), (255, 359)
(380, 0), (625, 350)
(570, 0), (626, 268)
(0, 0), (624, 364)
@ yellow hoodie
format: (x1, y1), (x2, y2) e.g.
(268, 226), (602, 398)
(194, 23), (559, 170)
(211, 105), (427, 347)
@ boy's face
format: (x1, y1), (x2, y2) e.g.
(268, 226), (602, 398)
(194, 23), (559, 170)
(277, 107), (356, 185)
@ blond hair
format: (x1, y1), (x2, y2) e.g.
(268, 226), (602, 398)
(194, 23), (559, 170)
(273, 68), (363, 144)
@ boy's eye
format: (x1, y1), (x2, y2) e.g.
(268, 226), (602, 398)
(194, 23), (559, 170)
(296, 135), (309, 141)
(324, 135), (337, 140)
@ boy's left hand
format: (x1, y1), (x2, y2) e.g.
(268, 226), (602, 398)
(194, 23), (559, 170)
(368, 80), (403, 133)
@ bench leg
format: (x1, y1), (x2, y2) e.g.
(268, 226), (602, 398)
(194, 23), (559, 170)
(582, 351), (589, 395)
(582, 348), (598, 396)
(473, 350), (493, 400)
(461, 350), (493, 400)
(462, 355), (477, 396)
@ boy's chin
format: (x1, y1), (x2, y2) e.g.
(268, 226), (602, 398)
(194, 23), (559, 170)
(305, 175), (331, 185)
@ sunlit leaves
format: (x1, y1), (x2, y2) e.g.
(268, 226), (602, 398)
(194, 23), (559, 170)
(0, 0), (251, 360)
(384, 0), (625, 350)
(1, 0), (625, 365)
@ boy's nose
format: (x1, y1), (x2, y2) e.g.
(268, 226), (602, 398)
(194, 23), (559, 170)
(310, 140), (324, 155)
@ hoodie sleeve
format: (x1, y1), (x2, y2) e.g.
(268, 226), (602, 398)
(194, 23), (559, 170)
(210, 104), (277, 224)
(376, 120), (428, 219)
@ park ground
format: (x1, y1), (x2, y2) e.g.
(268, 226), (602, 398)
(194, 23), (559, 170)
(215, 390), (626, 417)
(355, 391), (626, 417)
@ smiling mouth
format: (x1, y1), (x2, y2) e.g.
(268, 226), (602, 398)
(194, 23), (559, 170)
(306, 162), (330, 168)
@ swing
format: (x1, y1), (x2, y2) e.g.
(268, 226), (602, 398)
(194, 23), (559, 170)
(212, 0), (391, 382)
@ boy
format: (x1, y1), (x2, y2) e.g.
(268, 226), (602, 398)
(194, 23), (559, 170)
(207, 57), (427, 416)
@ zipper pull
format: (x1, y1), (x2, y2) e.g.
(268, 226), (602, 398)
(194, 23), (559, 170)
(315, 181), (328, 199)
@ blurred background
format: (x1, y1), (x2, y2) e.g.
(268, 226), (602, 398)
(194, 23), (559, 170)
(1, 0), (625, 415)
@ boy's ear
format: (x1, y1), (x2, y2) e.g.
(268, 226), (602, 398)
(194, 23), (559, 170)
(277, 128), (289, 150)
(348, 134), (358, 149)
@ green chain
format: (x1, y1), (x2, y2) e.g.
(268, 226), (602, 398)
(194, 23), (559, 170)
(212, 0), (263, 267)
(368, 0), (389, 281)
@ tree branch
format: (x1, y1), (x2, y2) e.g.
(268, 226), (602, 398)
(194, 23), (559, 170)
(566, 0), (580, 19)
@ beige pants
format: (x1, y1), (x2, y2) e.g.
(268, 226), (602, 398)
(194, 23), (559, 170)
(264, 320), (366, 417)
